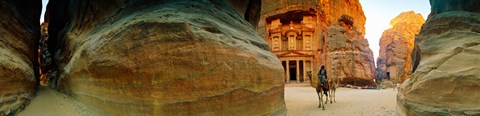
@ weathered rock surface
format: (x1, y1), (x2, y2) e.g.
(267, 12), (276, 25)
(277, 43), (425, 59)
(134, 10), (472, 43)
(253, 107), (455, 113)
(377, 11), (424, 83)
(257, 0), (366, 37)
(398, 0), (480, 115)
(225, 0), (261, 28)
(323, 24), (375, 86)
(47, 0), (286, 115)
(0, 0), (41, 114)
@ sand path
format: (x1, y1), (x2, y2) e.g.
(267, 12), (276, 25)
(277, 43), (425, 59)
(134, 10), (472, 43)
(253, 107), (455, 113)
(17, 86), (84, 116)
(285, 86), (398, 116)
(16, 85), (398, 116)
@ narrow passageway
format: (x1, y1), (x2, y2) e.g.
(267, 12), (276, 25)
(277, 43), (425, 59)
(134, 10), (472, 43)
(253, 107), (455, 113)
(17, 86), (83, 116)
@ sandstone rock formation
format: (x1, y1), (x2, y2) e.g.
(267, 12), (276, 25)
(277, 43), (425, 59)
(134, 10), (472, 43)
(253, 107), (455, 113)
(376, 11), (424, 83)
(258, 0), (374, 86)
(398, 0), (480, 115)
(47, 0), (286, 115)
(39, 22), (52, 85)
(323, 17), (376, 86)
(258, 0), (366, 37)
(225, 0), (261, 28)
(0, 0), (41, 115)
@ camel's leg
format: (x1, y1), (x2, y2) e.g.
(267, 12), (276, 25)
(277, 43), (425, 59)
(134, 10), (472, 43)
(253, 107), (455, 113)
(331, 89), (337, 103)
(324, 91), (329, 104)
(321, 91), (325, 110)
(331, 89), (336, 103)
(317, 91), (322, 108)
(329, 90), (333, 103)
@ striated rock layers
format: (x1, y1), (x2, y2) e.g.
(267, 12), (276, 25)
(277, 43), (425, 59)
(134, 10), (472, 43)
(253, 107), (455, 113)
(376, 11), (424, 83)
(0, 0), (41, 114)
(398, 0), (480, 115)
(47, 0), (286, 115)
(258, 0), (374, 85)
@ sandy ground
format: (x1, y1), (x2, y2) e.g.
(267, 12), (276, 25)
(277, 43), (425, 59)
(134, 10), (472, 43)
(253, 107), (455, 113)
(16, 85), (397, 116)
(17, 86), (88, 116)
(285, 85), (398, 116)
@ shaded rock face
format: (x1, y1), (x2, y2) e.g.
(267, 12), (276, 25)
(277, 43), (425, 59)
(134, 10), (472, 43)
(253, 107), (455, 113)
(47, 0), (286, 115)
(376, 11), (424, 83)
(398, 0), (480, 115)
(0, 0), (41, 114)
(225, 0), (261, 28)
(429, 0), (480, 16)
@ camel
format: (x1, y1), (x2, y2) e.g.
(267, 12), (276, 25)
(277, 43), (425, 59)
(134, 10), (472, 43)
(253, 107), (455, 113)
(307, 71), (328, 110)
(328, 78), (339, 103)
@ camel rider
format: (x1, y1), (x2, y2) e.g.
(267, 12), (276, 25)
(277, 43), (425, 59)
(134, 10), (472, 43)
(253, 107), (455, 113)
(318, 64), (329, 95)
(317, 64), (328, 86)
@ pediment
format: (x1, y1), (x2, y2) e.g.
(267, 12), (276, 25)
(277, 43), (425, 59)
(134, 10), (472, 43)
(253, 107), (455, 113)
(274, 50), (314, 57)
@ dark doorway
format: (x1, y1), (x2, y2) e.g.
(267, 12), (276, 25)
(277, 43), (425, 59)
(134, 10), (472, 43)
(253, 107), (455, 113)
(290, 67), (296, 81)
(386, 72), (391, 80)
(289, 61), (297, 81)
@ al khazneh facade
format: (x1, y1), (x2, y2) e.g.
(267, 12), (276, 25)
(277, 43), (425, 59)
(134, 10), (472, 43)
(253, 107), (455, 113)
(264, 11), (320, 83)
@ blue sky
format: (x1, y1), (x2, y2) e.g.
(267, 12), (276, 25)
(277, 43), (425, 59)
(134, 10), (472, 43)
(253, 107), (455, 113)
(359, 0), (430, 63)
(40, 0), (48, 22)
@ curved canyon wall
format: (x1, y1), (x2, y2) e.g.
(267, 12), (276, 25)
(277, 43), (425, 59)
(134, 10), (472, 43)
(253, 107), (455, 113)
(377, 11), (424, 83)
(398, 0), (480, 115)
(47, 0), (286, 115)
(0, 0), (41, 115)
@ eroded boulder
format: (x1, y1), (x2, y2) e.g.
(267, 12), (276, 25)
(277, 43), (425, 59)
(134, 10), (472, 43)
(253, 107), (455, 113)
(47, 0), (286, 115)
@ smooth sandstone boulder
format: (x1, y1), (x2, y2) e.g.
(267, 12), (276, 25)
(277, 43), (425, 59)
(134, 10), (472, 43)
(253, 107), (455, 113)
(0, 0), (41, 115)
(398, 0), (480, 115)
(47, 0), (286, 115)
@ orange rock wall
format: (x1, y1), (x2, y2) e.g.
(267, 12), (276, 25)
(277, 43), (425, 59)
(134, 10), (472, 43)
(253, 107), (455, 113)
(377, 11), (424, 83)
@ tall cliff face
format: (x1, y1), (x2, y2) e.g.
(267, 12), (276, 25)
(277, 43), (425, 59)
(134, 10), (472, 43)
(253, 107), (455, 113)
(323, 24), (375, 86)
(47, 0), (286, 115)
(398, 0), (480, 115)
(376, 11), (425, 83)
(0, 0), (41, 114)
(317, 0), (366, 35)
(258, 0), (374, 86)
(257, 0), (366, 37)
